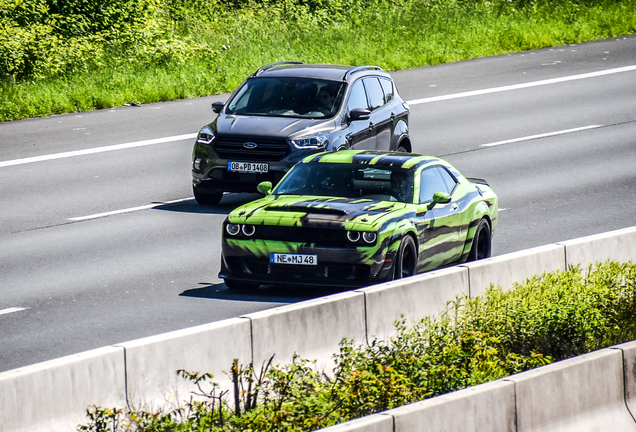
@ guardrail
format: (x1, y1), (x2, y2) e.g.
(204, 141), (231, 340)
(2, 225), (635, 431)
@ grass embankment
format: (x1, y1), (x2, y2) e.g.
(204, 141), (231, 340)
(1, 0), (636, 122)
(79, 260), (636, 431)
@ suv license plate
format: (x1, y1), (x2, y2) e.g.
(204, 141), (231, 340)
(228, 162), (269, 173)
(270, 253), (318, 266)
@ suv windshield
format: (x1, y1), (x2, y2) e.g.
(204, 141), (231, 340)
(226, 77), (345, 119)
(274, 163), (414, 203)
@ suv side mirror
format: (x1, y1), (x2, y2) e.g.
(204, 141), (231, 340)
(257, 181), (273, 195)
(427, 191), (451, 210)
(349, 108), (371, 122)
(212, 101), (225, 114)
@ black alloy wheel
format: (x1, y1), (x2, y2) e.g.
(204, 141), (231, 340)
(393, 235), (417, 279)
(468, 218), (492, 261)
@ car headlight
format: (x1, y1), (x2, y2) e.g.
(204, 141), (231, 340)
(226, 224), (240, 236)
(289, 132), (330, 149)
(347, 231), (377, 245)
(197, 126), (215, 145)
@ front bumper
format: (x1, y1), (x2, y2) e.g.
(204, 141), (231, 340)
(219, 242), (396, 288)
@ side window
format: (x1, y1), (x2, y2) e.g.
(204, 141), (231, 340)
(419, 167), (449, 203)
(380, 78), (394, 103)
(438, 166), (458, 195)
(347, 80), (369, 111)
(363, 77), (385, 111)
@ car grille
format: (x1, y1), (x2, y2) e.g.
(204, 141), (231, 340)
(214, 135), (290, 161)
(252, 226), (349, 247)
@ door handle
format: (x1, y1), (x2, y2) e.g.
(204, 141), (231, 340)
(368, 122), (375, 131)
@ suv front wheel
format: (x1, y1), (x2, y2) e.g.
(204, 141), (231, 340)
(193, 185), (223, 205)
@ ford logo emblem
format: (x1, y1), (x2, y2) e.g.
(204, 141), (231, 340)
(243, 142), (257, 149)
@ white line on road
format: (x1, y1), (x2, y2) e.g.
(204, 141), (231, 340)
(0, 307), (29, 316)
(67, 197), (194, 221)
(1, 65), (633, 169)
(406, 64), (636, 105)
(480, 125), (603, 147)
(0, 133), (197, 168)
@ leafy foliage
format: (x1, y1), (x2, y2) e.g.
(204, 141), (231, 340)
(78, 260), (636, 431)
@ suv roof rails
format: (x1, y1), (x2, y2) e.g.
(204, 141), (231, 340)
(344, 65), (384, 81)
(253, 61), (304, 77)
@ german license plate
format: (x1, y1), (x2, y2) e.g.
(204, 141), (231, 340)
(228, 162), (269, 173)
(270, 253), (318, 266)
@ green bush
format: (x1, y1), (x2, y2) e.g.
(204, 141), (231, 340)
(78, 260), (636, 431)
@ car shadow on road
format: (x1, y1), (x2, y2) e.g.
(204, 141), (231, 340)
(154, 193), (262, 216)
(180, 282), (348, 304)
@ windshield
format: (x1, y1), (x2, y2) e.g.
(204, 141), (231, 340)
(226, 77), (345, 119)
(274, 163), (414, 203)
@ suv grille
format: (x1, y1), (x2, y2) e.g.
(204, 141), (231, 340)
(214, 135), (290, 161)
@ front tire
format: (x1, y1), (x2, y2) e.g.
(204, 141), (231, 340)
(467, 218), (492, 261)
(193, 185), (223, 205)
(393, 235), (417, 279)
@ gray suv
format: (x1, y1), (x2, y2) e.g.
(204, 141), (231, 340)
(192, 62), (411, 204)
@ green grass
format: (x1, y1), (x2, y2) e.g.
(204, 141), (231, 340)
(1, 0), (635, 122)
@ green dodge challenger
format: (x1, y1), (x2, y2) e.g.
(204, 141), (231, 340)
(219, 150), (498, 289)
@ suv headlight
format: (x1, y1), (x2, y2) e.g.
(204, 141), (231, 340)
(197, 126), (215, 145)
(289, 132), (330, 149)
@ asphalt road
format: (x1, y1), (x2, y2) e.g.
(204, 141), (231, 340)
(1, 35), (635, 373)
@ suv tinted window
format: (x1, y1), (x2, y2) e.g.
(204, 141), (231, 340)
(347, 80), (369, 111)
(226, 77), (344, 118)
(364, 77), (385, 111)
(380, 78), (394, 102)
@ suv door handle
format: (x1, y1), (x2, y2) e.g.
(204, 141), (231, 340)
(391, 113), (396, 121)
(368, 122), (375, 131)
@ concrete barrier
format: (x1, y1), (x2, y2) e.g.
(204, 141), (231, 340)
(118, 317), (252, 411)
(358, 266), (468, 342)
(460, 244), (566, 297)
(243, 291), (366, 373)
(389, 380), (516, 432)
(320, 413), (393, 432)
(560, 226), (636, 268)
(0, 346), (126, 432)
(615, 340), (636, 421)
(507, 348), (636, 432)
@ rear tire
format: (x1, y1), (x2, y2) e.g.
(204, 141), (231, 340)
(224, 278), (260, 291)
(193, 185), (223, 205)
(467, 218), (492, 261)
(393, 235), (417, 279)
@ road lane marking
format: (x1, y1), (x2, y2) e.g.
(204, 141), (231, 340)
(0, 133), (197, 168)
(480, 125), (603, 147)
(0, 307), (28, 316)
(67, 197), (194, 221)
(1, 65), (633, 169)
(406, 64), (636, 105)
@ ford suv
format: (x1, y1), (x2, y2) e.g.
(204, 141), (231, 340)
(192, 62), (411, 204)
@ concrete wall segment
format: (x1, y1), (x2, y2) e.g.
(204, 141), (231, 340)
(0, 346), (126, 432)
(613, 341), (636, 421)
(460, 244), (566, 296)
(242, 291), (366, 373)
(560, 225), (636, 268)
(388, 379), (516, 432)
(506, 348), (636, 432)
(117, 317), (252, 411)
(357, 266), (468, 343)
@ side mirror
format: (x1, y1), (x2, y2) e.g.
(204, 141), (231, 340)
(349, 108), (371, 122)
(257, 181), (273, 195)
(427, 191), (451, 210)
(212, 101), (225, 114)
